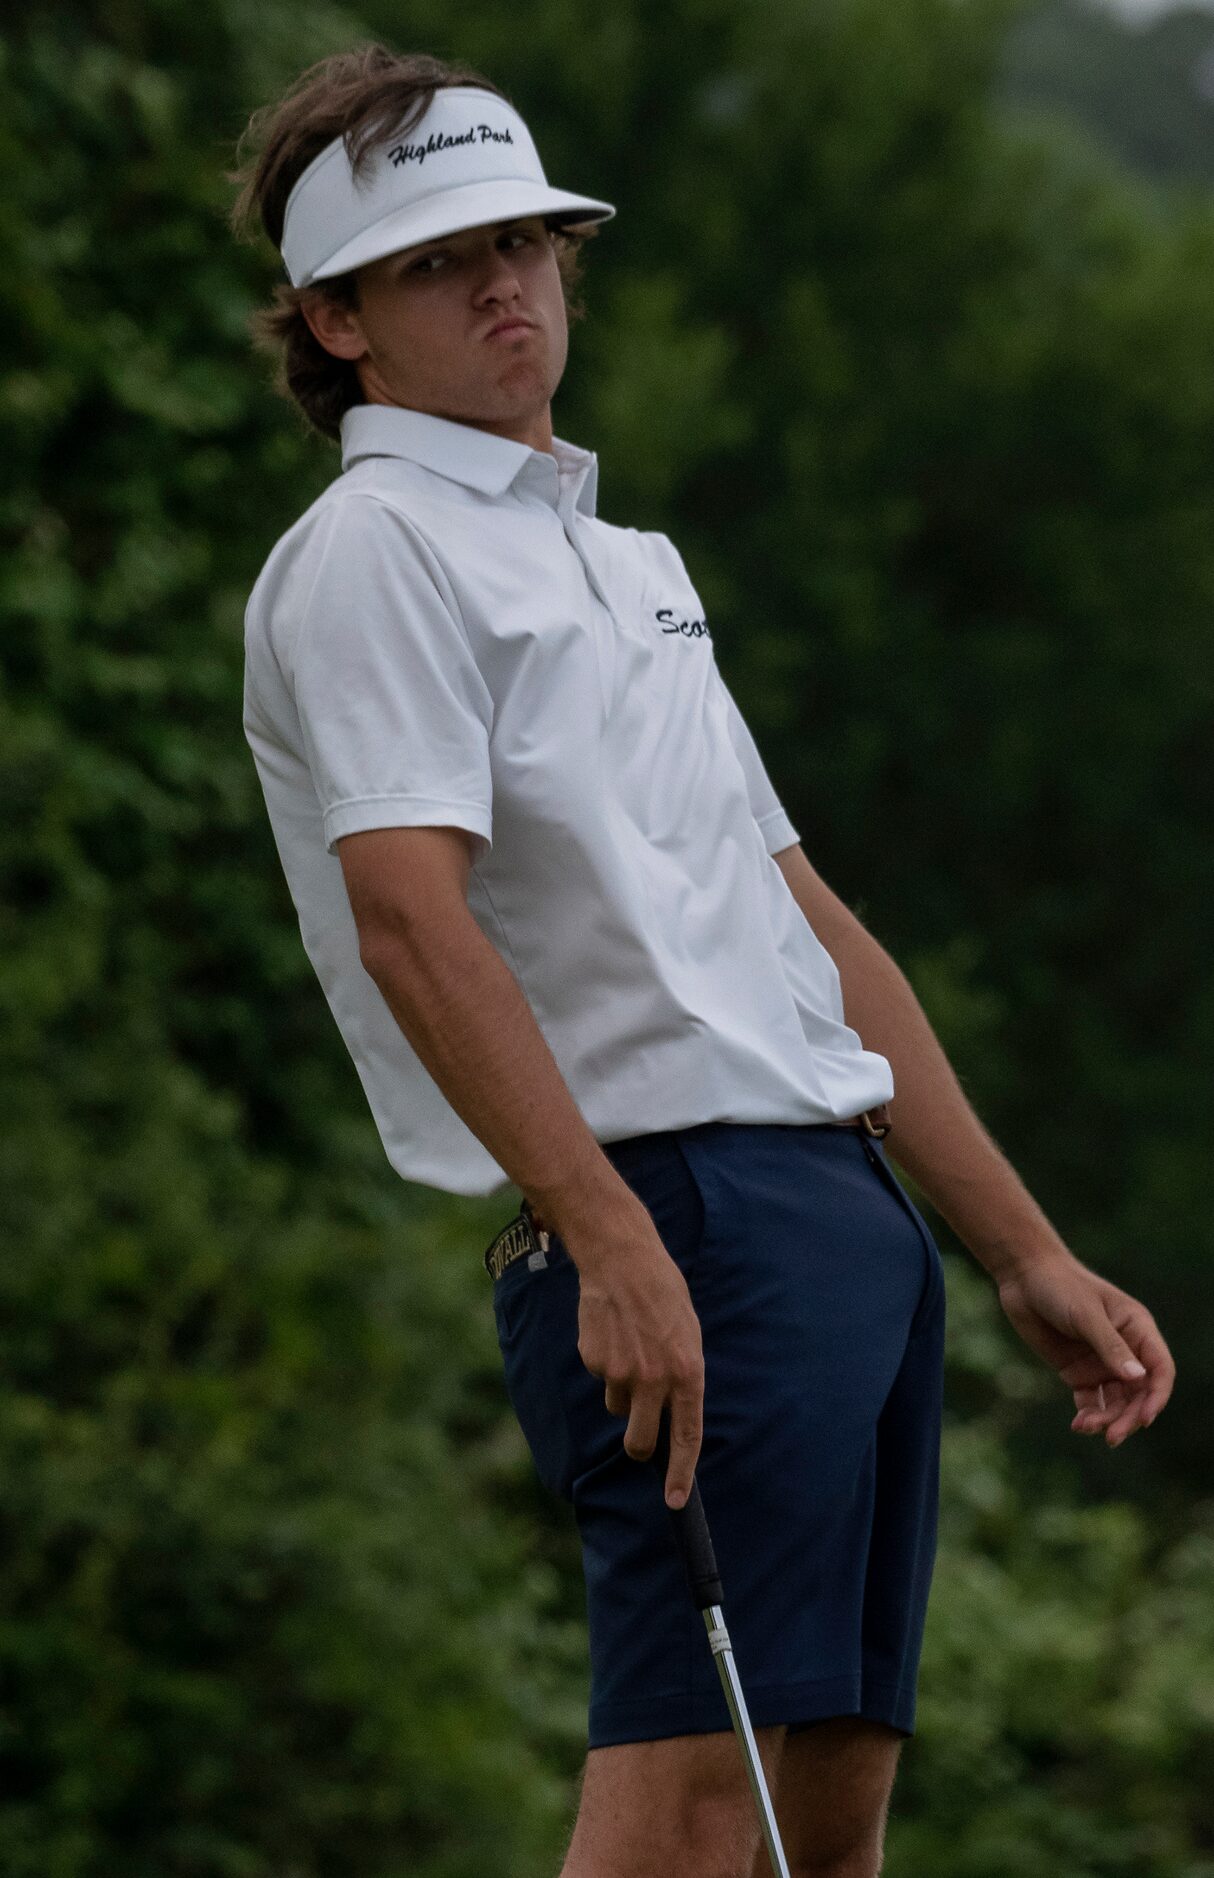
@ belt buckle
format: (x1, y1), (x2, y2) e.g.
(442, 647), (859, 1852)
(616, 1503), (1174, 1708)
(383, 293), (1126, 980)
(861, 1103), (892, 1139)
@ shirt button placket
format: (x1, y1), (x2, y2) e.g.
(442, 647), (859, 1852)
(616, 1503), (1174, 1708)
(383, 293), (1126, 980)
(557, 483), (617, 716)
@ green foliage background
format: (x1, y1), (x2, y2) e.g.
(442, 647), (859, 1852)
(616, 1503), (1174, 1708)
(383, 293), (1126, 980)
(1, 0), (1211, 1870)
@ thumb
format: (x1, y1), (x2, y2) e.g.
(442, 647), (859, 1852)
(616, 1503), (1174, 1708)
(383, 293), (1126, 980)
(1078, 1303), (1147, 1383)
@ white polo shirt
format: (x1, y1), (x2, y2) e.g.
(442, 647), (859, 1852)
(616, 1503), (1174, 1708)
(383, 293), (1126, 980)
(243, 403), (894, 1196)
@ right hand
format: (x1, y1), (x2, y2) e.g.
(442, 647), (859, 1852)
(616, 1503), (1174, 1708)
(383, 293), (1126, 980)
(565, 1197), (705, 1511)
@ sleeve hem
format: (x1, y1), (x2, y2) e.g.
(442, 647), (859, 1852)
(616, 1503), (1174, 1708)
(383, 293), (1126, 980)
(757, 807), (800, 856)
(322, 795), (492, 859)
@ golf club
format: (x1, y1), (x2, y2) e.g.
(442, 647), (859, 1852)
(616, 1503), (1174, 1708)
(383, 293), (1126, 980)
(649, 1411), (792, 1878)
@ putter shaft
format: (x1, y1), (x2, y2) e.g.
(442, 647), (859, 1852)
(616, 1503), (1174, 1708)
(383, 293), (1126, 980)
(650, 1414), (793, 1878)
(703, 1604), (791, 1878)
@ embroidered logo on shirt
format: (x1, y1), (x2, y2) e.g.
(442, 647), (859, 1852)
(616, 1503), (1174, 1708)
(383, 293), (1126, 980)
(656, 606), (712, 640)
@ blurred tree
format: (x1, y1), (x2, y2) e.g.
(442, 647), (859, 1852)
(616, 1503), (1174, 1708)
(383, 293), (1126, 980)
(997, 0), (1214, 187)
(894, 1257), (1214, 1875)
(0, 1042), (587, 1874)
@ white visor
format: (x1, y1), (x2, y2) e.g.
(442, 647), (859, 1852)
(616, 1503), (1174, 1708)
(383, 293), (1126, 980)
(280, 84), (616, 288)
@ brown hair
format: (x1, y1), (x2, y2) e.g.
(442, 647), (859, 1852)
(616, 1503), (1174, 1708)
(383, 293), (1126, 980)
(228, 44), (598, 440)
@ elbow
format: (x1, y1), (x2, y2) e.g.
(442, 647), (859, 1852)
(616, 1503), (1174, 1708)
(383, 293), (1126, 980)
(357, 916), (414, 989)
(357, 930), (392, 990)
(355, 901), (468, 991)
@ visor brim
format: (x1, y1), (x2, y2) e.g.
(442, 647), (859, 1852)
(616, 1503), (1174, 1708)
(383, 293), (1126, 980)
(295, 179), (615, 287)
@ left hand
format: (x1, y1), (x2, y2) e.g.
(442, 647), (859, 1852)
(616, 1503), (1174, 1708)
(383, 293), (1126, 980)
(995, 1252), (1175, 1447)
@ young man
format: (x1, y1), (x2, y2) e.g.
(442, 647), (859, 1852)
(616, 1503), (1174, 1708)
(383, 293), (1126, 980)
(233, 45), (1175, 1878)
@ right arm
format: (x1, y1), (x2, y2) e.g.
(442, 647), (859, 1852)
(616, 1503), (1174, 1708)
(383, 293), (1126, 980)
(338, 822), (705, 1508)
(282, 496), (703, 1503)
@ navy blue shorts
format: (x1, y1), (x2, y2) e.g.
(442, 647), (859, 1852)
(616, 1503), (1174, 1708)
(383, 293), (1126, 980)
(490, 1120), (946, 1749)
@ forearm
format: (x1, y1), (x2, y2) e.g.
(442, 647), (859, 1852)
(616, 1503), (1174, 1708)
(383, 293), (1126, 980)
(830, 920), (1073, 1281)
(362, 907), (636, 1252)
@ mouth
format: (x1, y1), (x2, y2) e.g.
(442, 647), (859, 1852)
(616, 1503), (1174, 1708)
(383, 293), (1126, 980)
(485, 318), (537, 341)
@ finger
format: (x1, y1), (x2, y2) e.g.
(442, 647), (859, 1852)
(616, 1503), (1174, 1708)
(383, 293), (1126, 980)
(1106, 1389), (1152, 1447)
(1059, 1351), (1127, 1390)
(1127, 1320), (1176, 1422)
(622, 1389), (664, 1463)
(604, 1380), (631, 1420)
(1075, 1304), (1149, 1386)
(1071, 1374), (1136, 1437)
(663, 1385), (704, 1511)
(1071, 1379), (1119, 1429)
(1100, 1317), (1175, 1436)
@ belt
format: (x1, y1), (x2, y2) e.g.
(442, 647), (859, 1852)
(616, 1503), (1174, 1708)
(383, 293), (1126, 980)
(483, 1102), (892, 1281)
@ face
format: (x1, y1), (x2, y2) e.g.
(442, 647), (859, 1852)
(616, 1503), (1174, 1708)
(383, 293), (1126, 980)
(300, 216), (570, 452)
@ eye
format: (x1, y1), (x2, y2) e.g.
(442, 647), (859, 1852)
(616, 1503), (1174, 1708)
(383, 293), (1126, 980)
(403, 228), (538, 277)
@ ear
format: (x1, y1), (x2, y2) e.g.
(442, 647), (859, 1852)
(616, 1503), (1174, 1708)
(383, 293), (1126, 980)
(299, 287), (369, 363)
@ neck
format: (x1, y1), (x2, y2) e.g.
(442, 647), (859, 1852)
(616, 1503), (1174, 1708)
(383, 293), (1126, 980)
(454, 407), (555, 455)
(362, 385), (555, 455)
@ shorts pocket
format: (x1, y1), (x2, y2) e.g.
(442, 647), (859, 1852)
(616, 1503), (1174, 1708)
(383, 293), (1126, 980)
(492, 1228), (576, 1335)
(861, 1138), (946, 1340)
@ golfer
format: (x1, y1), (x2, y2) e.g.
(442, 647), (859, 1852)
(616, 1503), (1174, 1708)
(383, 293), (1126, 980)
(232, 44), (1175, 1878)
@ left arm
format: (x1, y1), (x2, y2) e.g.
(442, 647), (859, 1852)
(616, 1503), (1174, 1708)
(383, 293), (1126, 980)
(773, 842), (1175, 1447)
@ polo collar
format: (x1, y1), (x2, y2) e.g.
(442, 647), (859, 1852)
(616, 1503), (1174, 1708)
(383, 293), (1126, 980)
(339, 402), (599, 517)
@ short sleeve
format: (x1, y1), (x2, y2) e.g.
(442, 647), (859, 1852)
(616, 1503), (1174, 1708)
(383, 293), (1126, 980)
(291, 496), (494, 862)
(715, 669), (800, 856)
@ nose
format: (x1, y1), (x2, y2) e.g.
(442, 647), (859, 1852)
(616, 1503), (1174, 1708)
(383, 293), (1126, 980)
(473, 241), (525, 304)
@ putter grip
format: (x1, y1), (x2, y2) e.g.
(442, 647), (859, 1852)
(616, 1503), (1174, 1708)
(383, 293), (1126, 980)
(651, 1410), (723, 1610)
